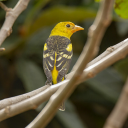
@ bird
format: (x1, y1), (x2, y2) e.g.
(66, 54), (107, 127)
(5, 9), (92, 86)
(43, 21), (84, 111)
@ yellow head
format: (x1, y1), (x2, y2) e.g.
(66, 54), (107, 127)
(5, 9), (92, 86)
(50, 22), (84, 39)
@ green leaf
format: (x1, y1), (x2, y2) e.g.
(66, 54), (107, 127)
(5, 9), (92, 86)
(26, 6), (96, 36)
(114, 0), (128, 19)
(95, 0), (101, 2)
(16, 59), (45, 92)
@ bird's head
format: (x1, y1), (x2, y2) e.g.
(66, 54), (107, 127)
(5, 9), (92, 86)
(50, 22), (84, 39)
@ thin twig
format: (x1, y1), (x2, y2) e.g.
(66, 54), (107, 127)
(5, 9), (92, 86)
(0, 0), (30, 48)
(0, 38), (128, 122)
(0, 2), (10, 12)
(26, 0), (114, 127)
(103, 78), (128, 128)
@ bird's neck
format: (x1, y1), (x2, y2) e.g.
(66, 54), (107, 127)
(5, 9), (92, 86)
(49, 30), (72, 39)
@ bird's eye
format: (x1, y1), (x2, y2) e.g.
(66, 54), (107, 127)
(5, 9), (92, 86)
(66, 24), (70, 28)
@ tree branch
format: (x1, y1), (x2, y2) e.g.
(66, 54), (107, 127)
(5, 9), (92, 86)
(0, 37), (128, 122)
(87, 39), (126, 68)
(0, 2), (10, 12)
(103, 78), (128, 128)
(0, 85), (50, 110)
(0, 38), (126, 110)
(0, 0), (30, 50)
(26, 0), (114, 127)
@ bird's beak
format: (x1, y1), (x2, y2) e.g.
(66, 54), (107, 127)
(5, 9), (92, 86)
(72, 25), (84, 33)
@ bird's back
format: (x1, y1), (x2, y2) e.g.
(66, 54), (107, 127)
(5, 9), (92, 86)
(45, 36), (71, 52)
(43, 36), (72, 84)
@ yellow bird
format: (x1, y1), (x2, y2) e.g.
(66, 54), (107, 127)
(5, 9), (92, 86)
(43, 21), (84, 111)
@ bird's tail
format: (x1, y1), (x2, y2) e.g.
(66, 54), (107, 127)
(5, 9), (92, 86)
(59, 102), (65, 111)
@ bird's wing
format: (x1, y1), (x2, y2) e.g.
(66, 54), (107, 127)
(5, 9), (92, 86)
(43, 43), (54, 84)
(56, 46), (73, 83)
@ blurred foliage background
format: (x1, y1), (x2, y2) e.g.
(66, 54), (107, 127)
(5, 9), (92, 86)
(0, 0), (128, 128)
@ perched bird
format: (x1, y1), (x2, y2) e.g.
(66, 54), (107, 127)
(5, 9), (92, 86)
(43, 21), (84, 111)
